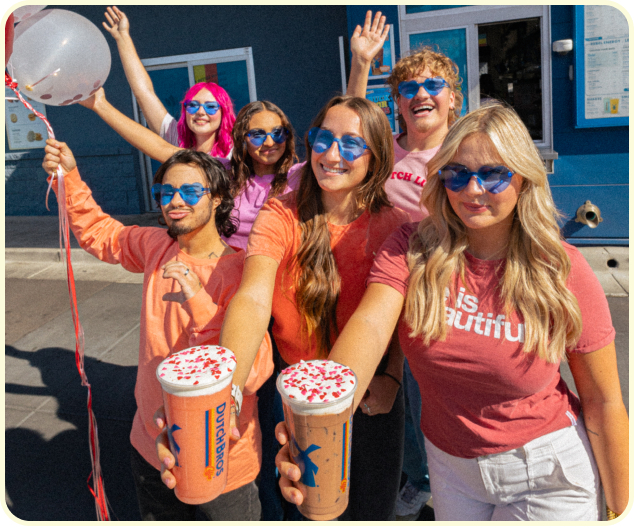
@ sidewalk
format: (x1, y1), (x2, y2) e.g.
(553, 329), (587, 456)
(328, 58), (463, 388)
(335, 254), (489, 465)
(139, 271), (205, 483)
(5, 214), (629, 295)
(3, 214), (629, 521)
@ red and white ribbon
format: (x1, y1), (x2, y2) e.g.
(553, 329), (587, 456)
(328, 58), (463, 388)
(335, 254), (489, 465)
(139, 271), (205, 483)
(5, 72), (111, 521)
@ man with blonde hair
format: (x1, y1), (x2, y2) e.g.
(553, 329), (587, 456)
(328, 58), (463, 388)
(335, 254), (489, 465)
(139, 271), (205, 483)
(347, 11), (463, 520)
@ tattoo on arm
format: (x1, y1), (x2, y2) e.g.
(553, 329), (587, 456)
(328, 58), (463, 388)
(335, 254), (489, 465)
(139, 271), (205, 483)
(586, 427), (599, 437)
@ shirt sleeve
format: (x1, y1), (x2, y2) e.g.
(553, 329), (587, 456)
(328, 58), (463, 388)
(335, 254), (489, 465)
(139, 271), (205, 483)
(367, 222), (417, 297)
(284, 162), (306, 193)
(51, 168), (164, 273)
(246, 198), (294, 264)
(159, 113), (179, 147)
(566, 245), (616, 353)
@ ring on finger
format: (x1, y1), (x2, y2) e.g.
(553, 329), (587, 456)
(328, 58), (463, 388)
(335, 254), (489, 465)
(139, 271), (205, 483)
(183, 268), (190, 276)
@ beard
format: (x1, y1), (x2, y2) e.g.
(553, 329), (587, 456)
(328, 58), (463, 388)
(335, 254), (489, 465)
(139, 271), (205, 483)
(166, 205), (213, 240)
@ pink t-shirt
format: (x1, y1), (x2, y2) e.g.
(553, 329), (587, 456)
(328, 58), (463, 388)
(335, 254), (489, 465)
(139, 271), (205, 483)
(385, 134), (440, 222)
(222, 160), (303, 250)
(368, 222), (616, 459)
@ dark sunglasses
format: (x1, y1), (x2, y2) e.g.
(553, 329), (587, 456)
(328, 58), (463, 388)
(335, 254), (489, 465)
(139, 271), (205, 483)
(151, 183), (211, 207)
(245, 127), (289, 147)
(398, 77), (451, 99)
(439, 164), (515, 194)
(184, 100), (220, 115)
(307, 127), (369, 162)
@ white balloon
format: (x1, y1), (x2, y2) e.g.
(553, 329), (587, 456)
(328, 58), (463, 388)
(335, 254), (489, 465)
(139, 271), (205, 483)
(12, 5), (47, 24)
(9, 9), (111, 106)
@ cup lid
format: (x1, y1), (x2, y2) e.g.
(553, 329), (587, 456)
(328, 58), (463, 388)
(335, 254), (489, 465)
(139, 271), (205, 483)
(277, 359), (357, 405)
(156, 345), (235, 390)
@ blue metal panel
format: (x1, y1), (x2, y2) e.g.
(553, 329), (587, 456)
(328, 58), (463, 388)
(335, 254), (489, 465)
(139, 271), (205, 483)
(551, 153), (628, 185)
(551, 185), (629, 240)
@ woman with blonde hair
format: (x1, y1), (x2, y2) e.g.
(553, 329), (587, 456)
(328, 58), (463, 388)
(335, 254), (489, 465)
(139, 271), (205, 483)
(160, 94), (411, 520)
(275, 102), (628, 521)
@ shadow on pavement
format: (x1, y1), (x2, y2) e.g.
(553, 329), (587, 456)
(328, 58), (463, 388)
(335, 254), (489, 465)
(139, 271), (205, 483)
(5, 345), (141, 521)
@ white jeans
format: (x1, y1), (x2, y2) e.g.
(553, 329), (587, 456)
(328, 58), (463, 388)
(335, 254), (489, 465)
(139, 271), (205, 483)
(426, 422), (602, 521)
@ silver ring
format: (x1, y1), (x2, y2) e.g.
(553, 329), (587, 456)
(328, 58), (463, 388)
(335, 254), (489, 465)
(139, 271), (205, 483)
(183, 268), (190, 276)
(364, 403), (371, 415)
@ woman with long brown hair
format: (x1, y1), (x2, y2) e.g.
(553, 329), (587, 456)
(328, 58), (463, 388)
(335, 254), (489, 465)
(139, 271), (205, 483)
(213, 94), (410, 520)
(276, 102), (628, 520)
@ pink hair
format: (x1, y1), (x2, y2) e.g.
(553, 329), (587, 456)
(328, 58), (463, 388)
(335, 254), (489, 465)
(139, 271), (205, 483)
(177, 82), (236, 158)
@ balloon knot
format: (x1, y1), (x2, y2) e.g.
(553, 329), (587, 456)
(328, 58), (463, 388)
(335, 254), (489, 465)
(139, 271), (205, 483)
(4, 72), (18, 90)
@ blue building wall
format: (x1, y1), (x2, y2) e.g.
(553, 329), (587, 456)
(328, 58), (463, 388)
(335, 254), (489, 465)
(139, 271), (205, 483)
(6, 5), (349, 216)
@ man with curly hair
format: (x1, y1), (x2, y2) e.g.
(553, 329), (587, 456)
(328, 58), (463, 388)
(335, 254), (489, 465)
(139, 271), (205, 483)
(348, 11), (463, 222)
(347, 11), (464, 520)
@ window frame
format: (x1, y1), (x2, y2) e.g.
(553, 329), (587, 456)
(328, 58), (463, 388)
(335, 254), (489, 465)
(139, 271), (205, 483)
(132, 47), (257, 211)
(398, 5), (555, 160)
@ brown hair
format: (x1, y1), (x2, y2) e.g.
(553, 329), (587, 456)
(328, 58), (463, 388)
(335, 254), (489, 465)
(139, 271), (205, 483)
(291, 95), (394, 357)
(230, 100), (297, 198)
(387, 45), (464, 130)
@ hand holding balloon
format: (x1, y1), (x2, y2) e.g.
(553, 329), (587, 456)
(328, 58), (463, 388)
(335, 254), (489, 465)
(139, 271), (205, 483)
(43, 139), (77, 177)
(78, 87), (107, 112)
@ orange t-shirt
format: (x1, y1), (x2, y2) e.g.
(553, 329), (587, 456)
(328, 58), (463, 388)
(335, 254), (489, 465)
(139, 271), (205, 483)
(247, 195), (410, 365)
(54, 168), (273, 493)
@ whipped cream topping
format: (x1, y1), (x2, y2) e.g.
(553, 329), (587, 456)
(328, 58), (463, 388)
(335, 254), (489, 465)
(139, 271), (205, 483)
(278, 360), (356, 404)
(157, 345), (236, 388)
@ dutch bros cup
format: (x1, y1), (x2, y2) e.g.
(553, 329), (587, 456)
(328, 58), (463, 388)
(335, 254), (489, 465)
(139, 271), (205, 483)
(156, 345), (235, 504)
(277, 360), (357, 520)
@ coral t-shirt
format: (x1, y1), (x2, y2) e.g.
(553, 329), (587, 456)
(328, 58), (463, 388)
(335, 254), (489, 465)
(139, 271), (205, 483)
(368, 222), (615, 459)
(247, 195), (410, 365)
(53, 168), (273, 493)
(385, 134), (440, 222)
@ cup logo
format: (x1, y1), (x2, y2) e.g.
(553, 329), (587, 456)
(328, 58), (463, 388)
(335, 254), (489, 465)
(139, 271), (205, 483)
(292, 437), (321, 487)
(167, 424), (182, 467)
(205, 402), (227, 479)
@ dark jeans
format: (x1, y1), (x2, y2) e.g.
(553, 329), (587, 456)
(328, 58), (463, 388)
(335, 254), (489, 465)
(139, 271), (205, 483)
(130, 447), (261, 521)
(340, 386), (405, 521)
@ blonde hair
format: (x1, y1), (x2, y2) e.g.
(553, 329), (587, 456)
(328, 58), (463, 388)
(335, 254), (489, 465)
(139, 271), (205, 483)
(405, 102), (582, 363)
(386, 45), (464, 129)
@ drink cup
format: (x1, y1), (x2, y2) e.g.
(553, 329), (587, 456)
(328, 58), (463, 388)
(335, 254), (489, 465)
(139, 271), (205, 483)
(277, 360), (357, 521)
(156, 345), (235, 504)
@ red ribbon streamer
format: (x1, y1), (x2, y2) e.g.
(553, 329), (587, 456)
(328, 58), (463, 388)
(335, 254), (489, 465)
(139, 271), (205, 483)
(5, 73), (111, 521)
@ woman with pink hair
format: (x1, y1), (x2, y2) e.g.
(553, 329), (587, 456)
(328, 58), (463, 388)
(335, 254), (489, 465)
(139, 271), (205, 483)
(103, 6), (235, 158)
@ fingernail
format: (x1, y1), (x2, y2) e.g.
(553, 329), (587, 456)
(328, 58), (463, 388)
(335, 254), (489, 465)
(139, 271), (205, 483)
(232, 428), (240, 438)
(163, 457), (170, 467)
(156, 417), (164, 428)
(287, 468), (295, 478)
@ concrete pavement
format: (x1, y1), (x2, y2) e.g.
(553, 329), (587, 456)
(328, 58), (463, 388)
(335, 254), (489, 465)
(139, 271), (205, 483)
(4, 214), (629, 521)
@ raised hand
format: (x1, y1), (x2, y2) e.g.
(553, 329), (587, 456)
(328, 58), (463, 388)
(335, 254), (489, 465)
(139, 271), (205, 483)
(351, 10), (390, 65)
(78, 87), (107, 112)
(103, 6), (130, 41)
(42, 139), (77, 176)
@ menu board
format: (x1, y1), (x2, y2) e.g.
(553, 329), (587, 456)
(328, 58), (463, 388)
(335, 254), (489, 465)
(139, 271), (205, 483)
(365, 85), (399, 134)
(575, 5), (629, 127)
(5, 87), (49, 150)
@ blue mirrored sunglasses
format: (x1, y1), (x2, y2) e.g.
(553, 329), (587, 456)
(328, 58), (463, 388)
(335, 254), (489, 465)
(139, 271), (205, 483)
(245, 126), (289, 147)
(307, 127), (369, 162)
(151, 183), (211, 207)
(439, 164), (514, 194)
(184, 100), (220, 115)
(398, 77), (451, 99)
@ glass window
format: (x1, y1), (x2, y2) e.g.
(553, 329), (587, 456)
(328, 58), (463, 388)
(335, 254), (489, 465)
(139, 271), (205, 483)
(478, 19), (542, 140)
(406, 6), (468, 15)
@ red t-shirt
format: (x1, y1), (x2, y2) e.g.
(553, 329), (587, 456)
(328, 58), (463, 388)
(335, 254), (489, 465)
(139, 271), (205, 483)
(368, 222), (615, 459)
(247, 195), (410, 365)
